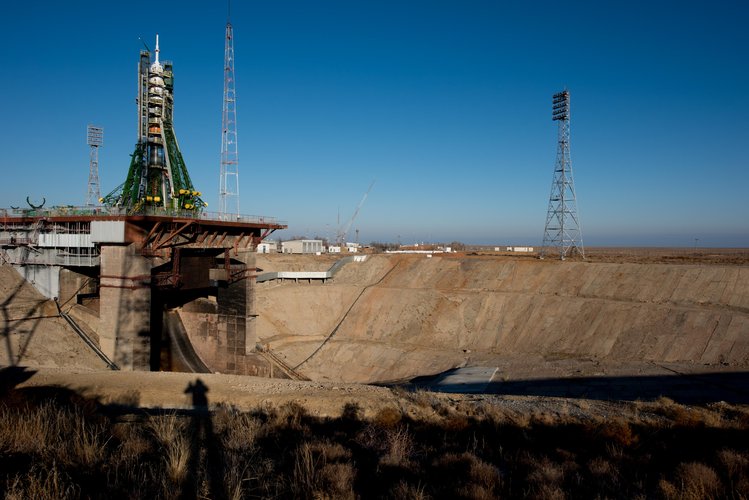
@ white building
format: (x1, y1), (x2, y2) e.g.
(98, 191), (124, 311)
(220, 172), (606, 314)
(257, 240), (278, 253)
(345, 242), (359, 253)
(506, 246), (534, 253)
(281, 239), (324, 254)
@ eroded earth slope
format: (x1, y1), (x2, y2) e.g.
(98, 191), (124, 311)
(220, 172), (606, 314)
(256, 254), (749, 383)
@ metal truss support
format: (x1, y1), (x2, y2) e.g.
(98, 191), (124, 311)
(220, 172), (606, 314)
(219, 17), (240, 216)
(86, 125), (103, 206)
(541, 90), (585, 260)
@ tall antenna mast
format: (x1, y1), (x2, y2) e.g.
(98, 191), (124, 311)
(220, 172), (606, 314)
(86, 125), (103, 206)
(219, 4), (240, 216)
(541, 90), (585, 260)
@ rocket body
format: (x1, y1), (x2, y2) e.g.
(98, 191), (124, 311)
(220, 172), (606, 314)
(102, 34), (202, 210)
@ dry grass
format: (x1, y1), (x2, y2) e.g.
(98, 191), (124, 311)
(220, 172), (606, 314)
(659, 462), (723, 500)
(382, 426), (414, 466)
(292, 441), (356, 499)
(1, 385), (748, 499)
(214, 404), (261, 452)
(433, 452), (502, 498)
(374, 406), (403, 427)
(147, 412), (191, 484)
(654, 396), (726, 428)
(388, 480), (430, 499)
(5, 463), (79, 500)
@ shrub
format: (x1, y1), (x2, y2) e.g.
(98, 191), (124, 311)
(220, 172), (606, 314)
(387, 480), (429, 500)
(381, 426), (414, 466)
(374, 406), (402, 428)
(675, 462), (723, 499)
(291, 441), (356, 499)
(599, 418), (638, 447)
(432, 452), (502, 498)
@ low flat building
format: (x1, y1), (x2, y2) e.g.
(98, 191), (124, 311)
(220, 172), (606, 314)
(281, 239), (323, 254)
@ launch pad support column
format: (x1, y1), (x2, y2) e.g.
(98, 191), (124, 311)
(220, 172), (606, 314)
(216, 249), (256, 374)
(99, 244), (153, 370)
(241, 249), (257, 355)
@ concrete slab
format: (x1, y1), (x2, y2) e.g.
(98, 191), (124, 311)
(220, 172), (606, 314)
(412, 366), (498, 393)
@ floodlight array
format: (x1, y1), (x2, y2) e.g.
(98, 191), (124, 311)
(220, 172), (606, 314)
(552, 91), (570, 121)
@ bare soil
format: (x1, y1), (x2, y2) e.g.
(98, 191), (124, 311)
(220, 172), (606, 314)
(256, 252), (749, 383)
(1, 248), (748, 417)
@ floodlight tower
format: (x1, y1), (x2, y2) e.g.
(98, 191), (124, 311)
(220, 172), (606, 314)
(540, 90), (585, 260)
(219, 13), (239, 216)
(86, 125), (103, 206)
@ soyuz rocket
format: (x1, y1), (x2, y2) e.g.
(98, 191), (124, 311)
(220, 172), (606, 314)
(104, 35), (203, 211)
(144, 35), (168, 175)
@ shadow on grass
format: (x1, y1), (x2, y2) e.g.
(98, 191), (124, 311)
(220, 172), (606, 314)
(1, 379), (748, 499)
(184, 378), (226, 500)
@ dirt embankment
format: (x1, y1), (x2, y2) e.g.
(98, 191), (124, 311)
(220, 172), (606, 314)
(0, 265), (107, 370)
(256, 254), (749, 383)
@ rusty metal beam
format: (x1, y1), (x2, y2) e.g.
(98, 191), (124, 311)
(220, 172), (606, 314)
(152, 221), (194, 251)
(233, 233), (245, 256)
(143, 221), (163, 246)
(260, 227), (277, 241)
(217, 231), (228, 246)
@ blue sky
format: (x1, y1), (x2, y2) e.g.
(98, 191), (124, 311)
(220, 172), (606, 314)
(0, 1), (747, 246)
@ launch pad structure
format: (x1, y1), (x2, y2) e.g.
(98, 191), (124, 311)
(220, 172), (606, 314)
(0, 35), (287, 374)
(0, 206), (285, 373)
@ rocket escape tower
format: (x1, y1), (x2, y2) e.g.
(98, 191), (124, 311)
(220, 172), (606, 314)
(541, 90), (585, 260)
(219, 16), (240, 216)
(102, 35), (204, 211)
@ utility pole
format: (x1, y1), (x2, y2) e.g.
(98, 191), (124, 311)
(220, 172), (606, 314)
(541, 90), (585, 260)
(86, 125), (103, 206)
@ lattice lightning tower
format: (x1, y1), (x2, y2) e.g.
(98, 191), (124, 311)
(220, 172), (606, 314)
(219, 16), (239, 216)
(540, 90), (585, 260)
(86, 125), (103, 206)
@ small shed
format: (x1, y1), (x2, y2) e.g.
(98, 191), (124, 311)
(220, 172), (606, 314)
(257, 241), (278, 253)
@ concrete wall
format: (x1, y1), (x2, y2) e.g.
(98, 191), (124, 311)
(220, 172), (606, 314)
(176, 250), (268, 375)
(59, 268), (97, 307)
(11, 265), (59, 299)
(179, 298), (272, 376)
(99, 243), (153, 370)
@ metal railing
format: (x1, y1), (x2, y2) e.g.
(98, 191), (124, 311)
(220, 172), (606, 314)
(6, 252), (100, 267)
(1, 206), (286, 226)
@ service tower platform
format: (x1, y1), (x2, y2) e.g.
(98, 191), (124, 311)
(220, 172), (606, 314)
(1, 206), (287, 373)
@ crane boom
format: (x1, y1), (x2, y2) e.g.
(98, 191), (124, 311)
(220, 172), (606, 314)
(337, 180), (375, 244)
